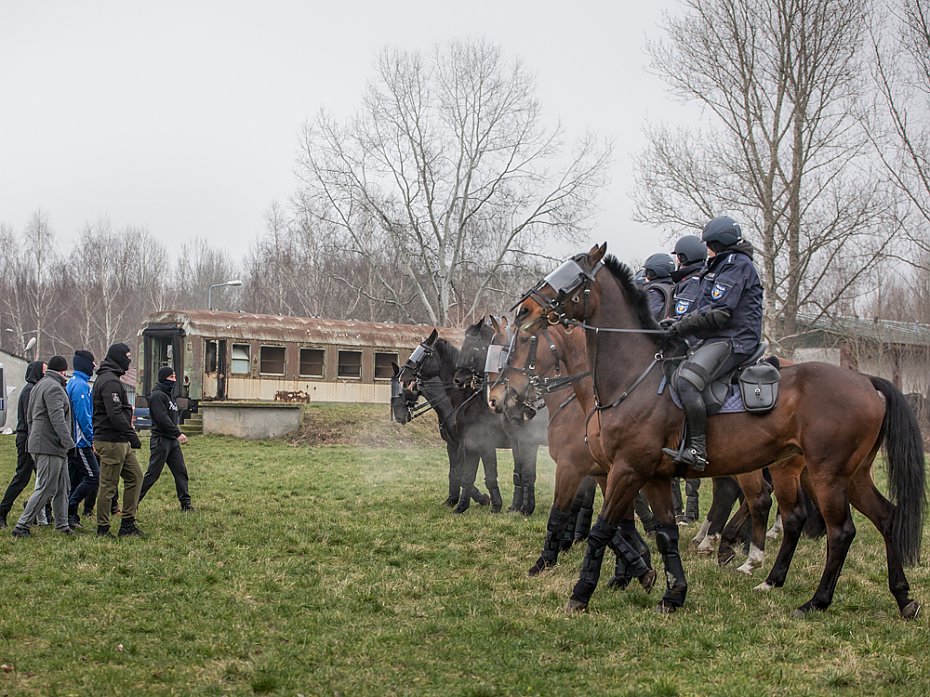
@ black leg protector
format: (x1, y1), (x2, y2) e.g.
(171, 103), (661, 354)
(487, 485), (503, 513)
(608, 526), (649, 579)
(655, 524), (688, 612)
(634, 491), (656, 534)
(508, 473), (524, 512)
(521, 481), (536, 516)
(529, 506), (573, 576)
(570, 516), (616, 606)
(573, 478), (597, 543)
(621, 519), (652, 569)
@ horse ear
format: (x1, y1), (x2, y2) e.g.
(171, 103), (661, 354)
(471, 318), (485, 331)
(489, 315), (501, 334)
(589, 242), (607, 265)
(499, 315), (509, 331)
(426, 328), (438, 345)
(391, 361), (400, 376)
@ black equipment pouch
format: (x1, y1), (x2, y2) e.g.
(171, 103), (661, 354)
(738, 363), (781, 413)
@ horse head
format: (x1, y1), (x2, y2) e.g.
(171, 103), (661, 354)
(453, 317), (496, 391)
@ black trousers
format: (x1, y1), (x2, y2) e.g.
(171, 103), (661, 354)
(139, 436), (191, 507)
(0, 440), (36, 518)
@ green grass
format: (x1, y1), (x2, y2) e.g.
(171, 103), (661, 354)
(0, 431), (929, 696)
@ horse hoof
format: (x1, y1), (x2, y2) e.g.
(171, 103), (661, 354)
(474, 494), (490, 506)
(902, 601), (921, 620)
(791, 602), (821, 618)
(564, 599), (588, 614)
(735, 563), (755, 576)
(491, 506), (502, 514)
(607, 576), (631, 591)
(717, 552), (736, 566)
(452, 506), (468, 515)
(443, 497), (457, 507)
(696, 548), (714, 557)
(527, 559), (549, 577)
(753, 581), (774, 592)
(655, 601), (678, 614)
(639, 569), (658, 594)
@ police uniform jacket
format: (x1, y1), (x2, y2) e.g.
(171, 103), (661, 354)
(692, 244), (763, 354)
(92, 357), (141, 447)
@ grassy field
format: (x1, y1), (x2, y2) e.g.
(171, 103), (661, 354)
(0, 424), (929, 696)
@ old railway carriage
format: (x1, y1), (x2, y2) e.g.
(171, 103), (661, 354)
(135, 310), (445, 410)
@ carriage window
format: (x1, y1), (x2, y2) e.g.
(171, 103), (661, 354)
(231, 344), (250, 375)
(337, 350), (362, 379)
(374, 352), (397, 380)
(300, 348), (325, 378)
(259, 346), (286, 375)
(204, 340), (218, 374)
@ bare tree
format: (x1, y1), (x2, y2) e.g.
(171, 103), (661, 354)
(295, 38), (611, 326)
(634, 0), (899, 352)
(869, 0), (930, 254)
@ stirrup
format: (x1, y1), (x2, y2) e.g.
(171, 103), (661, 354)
(662, 445), (708, 473)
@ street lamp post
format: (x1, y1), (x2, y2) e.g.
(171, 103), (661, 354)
(4, 328), (39, 359)
(208, 280), (242, 310)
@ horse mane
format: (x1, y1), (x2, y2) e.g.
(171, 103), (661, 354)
(602, 254), (660, 330)
(434, 337), (460, 365)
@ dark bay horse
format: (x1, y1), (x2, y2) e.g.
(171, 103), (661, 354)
(452, 318), (549, 515)
(393, 331), (490, 508)
(483, 317), (656, 590)
(503, 243), (925, 618)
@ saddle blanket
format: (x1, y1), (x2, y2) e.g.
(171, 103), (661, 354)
(659, 377), (747, 415)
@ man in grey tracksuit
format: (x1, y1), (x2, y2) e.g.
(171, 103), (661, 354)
(11, 355), (77, 537)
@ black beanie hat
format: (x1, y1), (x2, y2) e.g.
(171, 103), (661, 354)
(106, 342), (132, 371)
(158, 366), (175, 382)
(48, 355), (68, 373)
(73, 350), (95, 376)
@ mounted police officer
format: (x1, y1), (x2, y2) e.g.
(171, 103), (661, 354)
(642, 252), (676, 320)
(662, 216), (763, 472)
(669, 235), (708, 522)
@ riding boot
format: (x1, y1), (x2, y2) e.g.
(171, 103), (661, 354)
(508, 473), (524, 512)
(662, 381), (708, 472)
(488, 486), (503, 513)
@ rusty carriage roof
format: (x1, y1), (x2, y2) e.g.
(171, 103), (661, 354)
(139, 310), (466, 349)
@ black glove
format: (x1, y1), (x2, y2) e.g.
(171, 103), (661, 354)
(130, 434), (142, 450)
(659, 318), (677, 330)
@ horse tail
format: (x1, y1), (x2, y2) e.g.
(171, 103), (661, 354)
(799, 486), (826, 539)
(870, 376), (927, 566)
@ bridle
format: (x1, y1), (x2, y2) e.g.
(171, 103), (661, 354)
(393, 340), (439, 422)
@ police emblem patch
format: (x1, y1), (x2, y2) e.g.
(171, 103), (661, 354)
(675, 300), (690, 315)
(711, 283), (729, 300)
(111, 393), (121, 404)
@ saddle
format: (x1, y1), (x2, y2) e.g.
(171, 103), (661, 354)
(667, 341), (780, 415)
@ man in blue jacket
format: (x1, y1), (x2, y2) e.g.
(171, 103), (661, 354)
(663, 216), (764, 472)
(67, 350), (99, 528)
(139, 366), (193, 511)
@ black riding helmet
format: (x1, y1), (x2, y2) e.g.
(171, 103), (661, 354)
(643, 253), (675, 281)
(673, 235), (707, 265)
(701, 215), (743, 252)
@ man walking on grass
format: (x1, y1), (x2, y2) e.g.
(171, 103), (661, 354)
(139, 366), (194, 511)
(93, 343), (144, 538)
(66, 349), (99, 528)
(11, 356), (76, 538)
(0, 360), (46, 528)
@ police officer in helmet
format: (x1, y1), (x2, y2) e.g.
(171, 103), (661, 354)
(642, 252), (676, 320)
(662, 216), (763, 472)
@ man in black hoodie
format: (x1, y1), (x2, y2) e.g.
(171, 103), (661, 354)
(0, 360), (46, 527)
(139, 366), (193, 511)
(92, 343), (144, 537)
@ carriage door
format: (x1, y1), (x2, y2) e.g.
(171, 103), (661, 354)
(203, 339), (227, 400)
(216, 340), (227, 399)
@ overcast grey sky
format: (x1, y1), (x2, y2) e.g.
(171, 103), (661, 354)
(0, 1), (683, 267)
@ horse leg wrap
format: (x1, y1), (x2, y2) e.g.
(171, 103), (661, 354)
(574, 504), (594, 543)
(508, 473), (524, 512)
(541, 507), (573, 567)
(571, 516), (616, 604)
(621, 519), (652, 569)
(488, 486), (503, 513)
(655, 524), (688, 609)
(522, 479), (536, 516)
(685, 479), (700, 522)
(608, 526), (649, 579)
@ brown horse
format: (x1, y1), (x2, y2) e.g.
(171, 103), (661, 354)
(501, 243), (925, 618)
(484, 317), (656, 589)
(487, 310), (776, 576)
